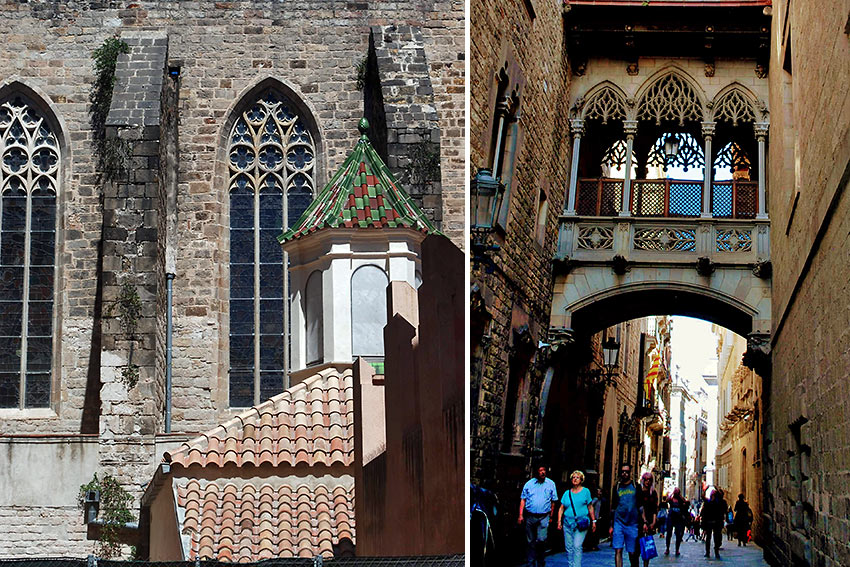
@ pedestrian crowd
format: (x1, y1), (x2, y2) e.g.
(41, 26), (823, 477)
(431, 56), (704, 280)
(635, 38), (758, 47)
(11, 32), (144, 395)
(517, 463), (754, 567)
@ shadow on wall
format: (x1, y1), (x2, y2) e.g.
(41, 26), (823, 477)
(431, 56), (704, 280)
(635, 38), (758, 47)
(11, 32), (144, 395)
(353, 234), (464, 556)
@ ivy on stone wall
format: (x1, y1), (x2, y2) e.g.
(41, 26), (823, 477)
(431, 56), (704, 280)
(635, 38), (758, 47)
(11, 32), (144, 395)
(355, 57), (368, 91)
(404, 136), (441, 194)
(78, 473), (135, 559)
(91, 37), (131, 179)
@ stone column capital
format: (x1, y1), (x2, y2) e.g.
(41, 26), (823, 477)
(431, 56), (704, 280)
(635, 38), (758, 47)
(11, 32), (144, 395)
(754, 122), (770, 141)
(701, 121), (717, 138)
(623, 120), (639, 137)
(569, 118), (585, 137)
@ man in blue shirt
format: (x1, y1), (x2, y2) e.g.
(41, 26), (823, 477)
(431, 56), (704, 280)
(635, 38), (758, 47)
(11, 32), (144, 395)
(519, 464), (559, 567)
(609, 464), (644, 567)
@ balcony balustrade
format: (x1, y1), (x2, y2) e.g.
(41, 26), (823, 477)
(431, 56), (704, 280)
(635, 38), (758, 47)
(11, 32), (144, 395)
(576, 177), (758, 219)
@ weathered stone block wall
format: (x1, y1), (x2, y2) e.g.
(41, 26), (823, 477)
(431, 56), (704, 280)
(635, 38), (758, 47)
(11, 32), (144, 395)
(469, 0), (571, 499)
(371, 25), (443, 228)
(0, 0), (463, 557)
(765, 1), (850, 566)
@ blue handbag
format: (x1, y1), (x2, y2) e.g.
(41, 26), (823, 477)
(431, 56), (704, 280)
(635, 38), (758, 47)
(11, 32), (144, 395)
(640, 535), (659, 560)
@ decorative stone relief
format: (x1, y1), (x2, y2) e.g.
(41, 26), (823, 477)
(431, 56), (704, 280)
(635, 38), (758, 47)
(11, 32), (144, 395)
(583, 87), (626, 124)
(716, 229), (753, 252)
(633, 227), (696, 251)
(576, 225), (615, 250)
(714, 89), (756, 126)
(638, 73), (702, 126)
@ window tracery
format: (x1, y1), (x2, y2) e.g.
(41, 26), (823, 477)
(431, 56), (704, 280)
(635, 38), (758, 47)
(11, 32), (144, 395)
(713, 90), (756, 126)
(714, 142), (751, 175)
(228, 89), (316, 407)
(0, 95), (58, 409)
(638, 74), (702, 126)
(583, 87), (626, 124)
(601, 140), (636, 170)
(646, 133), (704, 172)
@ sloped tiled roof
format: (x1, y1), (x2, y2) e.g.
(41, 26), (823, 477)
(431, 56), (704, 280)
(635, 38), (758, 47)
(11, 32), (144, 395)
(175, 476), (355, 561)
(166, 368), (353, 468)
(280, 118), (439, 242)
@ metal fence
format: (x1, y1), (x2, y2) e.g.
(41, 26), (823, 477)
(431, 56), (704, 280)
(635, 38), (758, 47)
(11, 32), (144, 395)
(0, 556), (464, 567)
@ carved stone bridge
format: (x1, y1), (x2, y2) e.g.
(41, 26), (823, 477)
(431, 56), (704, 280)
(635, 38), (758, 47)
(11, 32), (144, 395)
(549, 214), (771, 364)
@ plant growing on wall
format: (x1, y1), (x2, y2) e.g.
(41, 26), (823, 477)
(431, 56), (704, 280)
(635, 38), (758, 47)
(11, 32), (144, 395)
(90, 37), (131, 179)
(355, 57), (368, 91)
(404, 136), (441, 194)
(107, 279), (142, 389)
(79, 473), (135, 559)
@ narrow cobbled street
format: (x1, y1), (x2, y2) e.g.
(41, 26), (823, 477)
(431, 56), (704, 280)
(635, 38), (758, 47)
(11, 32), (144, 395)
(546, 537), (770, 567)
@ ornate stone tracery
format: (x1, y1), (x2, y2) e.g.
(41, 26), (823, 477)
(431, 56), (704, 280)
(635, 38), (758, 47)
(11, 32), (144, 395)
(638, 74), (702, 126)
(0, 94), (58, 409)
(713, 89), (757, 126)
(227, 88), (317, 407)
(583, 86), (627, 124)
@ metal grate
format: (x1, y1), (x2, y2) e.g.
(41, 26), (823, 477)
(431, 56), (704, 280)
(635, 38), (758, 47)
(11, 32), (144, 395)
(600, 180), (623, 216)
(576, 179), (600, 215)
(735, 182), (757, 218)
(668, 182), (701, 217)
(632, 181), (665, 217)
(711, 182), (733, 218)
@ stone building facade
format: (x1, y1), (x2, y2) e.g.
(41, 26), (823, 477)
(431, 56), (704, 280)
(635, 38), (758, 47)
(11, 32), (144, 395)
(714, 326), (763, 543)
(469, 0), (572, 504)
(761, 1), (850, 565)
(469, 0), (786, 562)
(0, 0), (463, 558)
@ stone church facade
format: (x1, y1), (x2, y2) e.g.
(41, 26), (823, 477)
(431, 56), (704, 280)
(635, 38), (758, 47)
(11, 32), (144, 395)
(0, 1), (463, 558)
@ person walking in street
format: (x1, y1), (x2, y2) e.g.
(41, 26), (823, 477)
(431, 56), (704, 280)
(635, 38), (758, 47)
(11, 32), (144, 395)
(519, 464), (559, 567)
(734, 493), (753, 547)
(664, 487), (687, 556)
(557, 470), (596, 567)
(700, 488), (728, 559)
(609, 464), (642, 567)
(637, 472), (659, 567)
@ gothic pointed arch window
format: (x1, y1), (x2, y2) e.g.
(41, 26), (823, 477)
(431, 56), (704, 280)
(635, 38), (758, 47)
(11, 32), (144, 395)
(228, 88), (317, 407)
(0, 94), (59, 408)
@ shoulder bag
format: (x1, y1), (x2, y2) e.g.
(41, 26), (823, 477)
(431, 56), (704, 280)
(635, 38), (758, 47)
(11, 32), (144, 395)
(569, 490), (591, 531)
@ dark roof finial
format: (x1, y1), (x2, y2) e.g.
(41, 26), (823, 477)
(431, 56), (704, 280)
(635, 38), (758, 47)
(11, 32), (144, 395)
(358, 117), (370, 139)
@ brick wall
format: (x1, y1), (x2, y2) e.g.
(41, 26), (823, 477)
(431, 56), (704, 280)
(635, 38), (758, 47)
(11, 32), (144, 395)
(764, 1), (850, 566)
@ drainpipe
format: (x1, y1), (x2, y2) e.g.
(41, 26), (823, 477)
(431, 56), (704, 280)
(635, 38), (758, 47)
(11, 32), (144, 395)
(165, 272), (175, 433)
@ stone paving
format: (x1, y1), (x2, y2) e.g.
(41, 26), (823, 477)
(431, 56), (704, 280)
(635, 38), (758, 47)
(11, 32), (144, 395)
(545, 534), (771, 567)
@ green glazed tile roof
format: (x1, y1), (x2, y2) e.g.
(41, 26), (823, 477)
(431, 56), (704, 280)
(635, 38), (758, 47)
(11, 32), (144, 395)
(280, 118), (439, 242)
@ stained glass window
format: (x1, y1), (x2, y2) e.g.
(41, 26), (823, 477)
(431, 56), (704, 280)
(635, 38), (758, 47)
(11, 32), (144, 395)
(0, 95), (58, 409)
(228, 89), (315, 407)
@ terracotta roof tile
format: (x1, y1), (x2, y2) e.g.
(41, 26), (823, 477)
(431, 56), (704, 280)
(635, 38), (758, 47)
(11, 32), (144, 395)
(166, 368), (353, 469)
(175, 476), (354, 561)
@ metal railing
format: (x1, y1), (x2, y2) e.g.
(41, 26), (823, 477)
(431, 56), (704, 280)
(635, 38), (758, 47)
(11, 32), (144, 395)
(576, 178), (758, 219)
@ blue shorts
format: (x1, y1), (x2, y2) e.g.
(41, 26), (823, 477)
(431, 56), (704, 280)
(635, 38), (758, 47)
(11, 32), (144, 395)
(612, 520), (639, 553)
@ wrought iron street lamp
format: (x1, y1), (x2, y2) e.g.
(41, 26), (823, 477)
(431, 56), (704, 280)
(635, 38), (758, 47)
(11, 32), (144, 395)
(471, 167), (504, 270)
(579, 336), (621, 392)
(602, 336), (620, 374)
(663, 134), (681, 161)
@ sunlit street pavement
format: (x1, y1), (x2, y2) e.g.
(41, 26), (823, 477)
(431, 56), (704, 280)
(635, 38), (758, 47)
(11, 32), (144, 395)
(545, 535), (770, 567)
